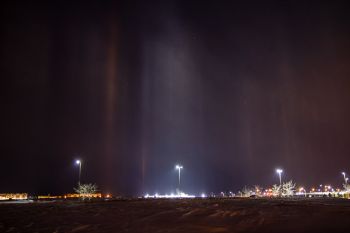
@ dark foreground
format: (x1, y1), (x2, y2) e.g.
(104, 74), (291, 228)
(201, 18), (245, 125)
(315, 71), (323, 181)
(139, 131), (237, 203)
(1, 198), (350, 233)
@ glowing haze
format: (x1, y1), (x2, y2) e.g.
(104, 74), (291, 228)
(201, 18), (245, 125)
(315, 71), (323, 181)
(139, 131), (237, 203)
(1, 1), (350, 196)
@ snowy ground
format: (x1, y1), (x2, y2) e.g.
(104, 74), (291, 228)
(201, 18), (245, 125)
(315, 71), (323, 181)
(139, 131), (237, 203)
(0, 198), (349, 233)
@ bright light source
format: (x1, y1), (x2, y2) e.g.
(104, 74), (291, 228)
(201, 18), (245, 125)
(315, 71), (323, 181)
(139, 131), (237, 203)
(143, 192), (195, 199)
(276, 169), (283, 174)
(201, 193), (206, 198)
(76, 160), (81, 165)
(275, 168), (283, 185)
(175, 164), (184, 192)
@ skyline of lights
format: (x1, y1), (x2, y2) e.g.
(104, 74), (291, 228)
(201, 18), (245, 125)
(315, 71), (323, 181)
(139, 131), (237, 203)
(1, 160), (349, 198)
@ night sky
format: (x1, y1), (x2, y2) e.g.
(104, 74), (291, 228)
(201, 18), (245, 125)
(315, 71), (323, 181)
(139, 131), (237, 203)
(1, 1), (350, 196)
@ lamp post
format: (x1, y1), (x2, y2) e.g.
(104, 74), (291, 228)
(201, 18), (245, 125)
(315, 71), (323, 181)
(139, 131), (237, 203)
(276, 169), (283, 186)
(342, 172), (347, 184)
(76, 160), (82, 184)
(175, 164), (183, 192)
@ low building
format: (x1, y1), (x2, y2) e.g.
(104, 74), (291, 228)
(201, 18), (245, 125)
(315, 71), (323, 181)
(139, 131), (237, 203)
(38, 195), (64, 199)
(0, 193), (28, 200)
(64, 193), (102, 198)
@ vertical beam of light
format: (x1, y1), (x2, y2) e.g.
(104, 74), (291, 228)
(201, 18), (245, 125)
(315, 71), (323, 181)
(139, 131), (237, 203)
(139, 16), (204, 194)
(140, 38), (154, 194)
(103, 18), (118, 191)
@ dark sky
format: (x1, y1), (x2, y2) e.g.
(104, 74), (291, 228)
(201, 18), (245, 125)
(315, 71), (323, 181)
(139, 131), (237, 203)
(1, 1), (350, 196)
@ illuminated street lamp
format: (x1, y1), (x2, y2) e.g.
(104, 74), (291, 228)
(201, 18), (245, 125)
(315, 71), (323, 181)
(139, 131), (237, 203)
(175, 164), (183, 192)
(342, 172), (347, 184)
(276, 169), (283, 186)
(75, 160), (82, 184)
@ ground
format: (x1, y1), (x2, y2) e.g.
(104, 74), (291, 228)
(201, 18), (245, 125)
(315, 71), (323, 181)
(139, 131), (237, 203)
(0, 198), (349, 233)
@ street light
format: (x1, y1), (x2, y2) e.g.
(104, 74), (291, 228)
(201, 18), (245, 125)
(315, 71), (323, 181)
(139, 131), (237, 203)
(75, 160), (82, 184)
(175, 164), (183, 192)
(276, 169), (283, 186)
(342, 172), (347, 184)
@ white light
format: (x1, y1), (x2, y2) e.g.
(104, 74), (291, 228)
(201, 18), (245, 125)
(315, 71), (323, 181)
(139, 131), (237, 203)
(201, 193), (206, 198)
(143, 192), (195, 199)
(276, 169), (283, 174)
(175, 165), (183, 170)
(76, 160), (81, 165)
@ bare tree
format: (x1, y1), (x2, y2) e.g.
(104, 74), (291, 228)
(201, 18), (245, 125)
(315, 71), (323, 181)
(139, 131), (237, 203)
(272, 184), (281, 196)
(253, 185), (263, 196)
(282, 180), (296, 197)
(74, 183), (98, 200)
(239, 186), (253, 197)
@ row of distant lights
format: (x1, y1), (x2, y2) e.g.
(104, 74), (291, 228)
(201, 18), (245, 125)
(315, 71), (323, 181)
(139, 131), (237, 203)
(143, 191), (240, 199)
(144, 193), (198, 199)
(73, 160), (348, 197)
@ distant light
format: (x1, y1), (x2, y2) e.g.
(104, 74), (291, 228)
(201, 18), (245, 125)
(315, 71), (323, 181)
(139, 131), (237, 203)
(276, 169), (283, 174)
(342, 172), (346, 176)
(75, 160), (81, 165)
(175, 165), (183, 170)
(201, 193), (206, 198)
(143, 192), (195, 199)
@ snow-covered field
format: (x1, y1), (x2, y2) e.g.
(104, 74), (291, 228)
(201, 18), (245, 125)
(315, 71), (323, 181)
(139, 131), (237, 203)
(1, 198), (349, 233)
